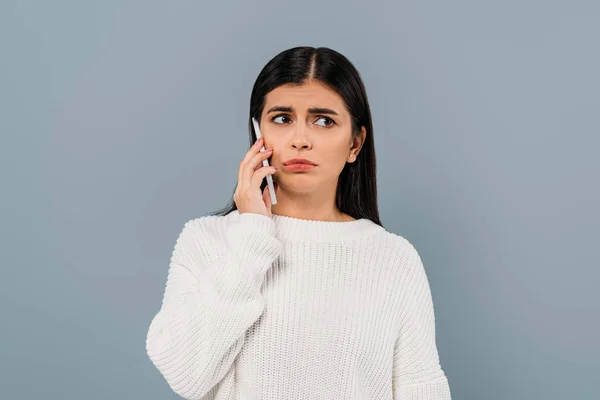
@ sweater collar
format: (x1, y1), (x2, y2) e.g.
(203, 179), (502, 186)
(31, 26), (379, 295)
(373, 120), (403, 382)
(231, 210), (383, 243)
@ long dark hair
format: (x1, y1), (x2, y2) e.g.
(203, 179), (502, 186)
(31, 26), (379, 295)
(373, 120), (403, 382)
(209, 46), (382, 228)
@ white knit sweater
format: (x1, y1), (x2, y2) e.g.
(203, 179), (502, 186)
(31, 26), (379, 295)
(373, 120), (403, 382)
(146, 210), (451, 399)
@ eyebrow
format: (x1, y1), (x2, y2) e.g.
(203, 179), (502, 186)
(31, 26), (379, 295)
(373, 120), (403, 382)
(266, 105), (339, 116)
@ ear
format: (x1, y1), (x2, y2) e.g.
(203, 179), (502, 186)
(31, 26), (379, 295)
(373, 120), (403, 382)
(349, 126), (367, 160)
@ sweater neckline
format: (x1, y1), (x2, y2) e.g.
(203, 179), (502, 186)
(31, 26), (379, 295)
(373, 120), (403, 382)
(231, 210), (382, 243)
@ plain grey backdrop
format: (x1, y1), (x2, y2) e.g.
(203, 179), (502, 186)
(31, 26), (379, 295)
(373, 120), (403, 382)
(2, 0), (598, 399)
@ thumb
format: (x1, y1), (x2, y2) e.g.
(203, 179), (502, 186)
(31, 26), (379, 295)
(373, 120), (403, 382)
(263, 184), (272, 216)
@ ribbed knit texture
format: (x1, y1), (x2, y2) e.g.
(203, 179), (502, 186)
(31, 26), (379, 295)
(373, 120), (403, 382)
(146, 210), (451, 399)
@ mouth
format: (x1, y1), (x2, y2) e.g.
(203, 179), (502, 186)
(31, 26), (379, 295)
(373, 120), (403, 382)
(283, 163), (317, 171)
(283, 158), (318, 166)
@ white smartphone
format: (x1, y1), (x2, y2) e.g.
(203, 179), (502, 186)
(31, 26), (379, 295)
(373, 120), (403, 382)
(251, 117), (277, 205)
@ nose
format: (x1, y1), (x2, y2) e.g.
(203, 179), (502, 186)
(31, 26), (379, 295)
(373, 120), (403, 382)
(291, 124), (311, 149)
(292, 140), (311, 150)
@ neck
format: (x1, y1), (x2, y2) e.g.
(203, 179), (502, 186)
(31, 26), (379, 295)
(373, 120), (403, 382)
(272, 209), (351, 222)
(270, 181), (352, 222)
(232, 210), (379, 243)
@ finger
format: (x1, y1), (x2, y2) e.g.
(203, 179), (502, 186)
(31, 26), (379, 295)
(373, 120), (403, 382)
(251, 166), (276, 191)
(263, 182), (270, 203)
(242, 149), (273, 189)
(238, 138), (264, 186)
(251, 148), (273, 172)
(263, 183), (273, 216)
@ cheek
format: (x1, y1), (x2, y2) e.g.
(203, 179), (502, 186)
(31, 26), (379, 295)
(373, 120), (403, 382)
(263, 137), (280, 151)
(326, 156), (350, 176)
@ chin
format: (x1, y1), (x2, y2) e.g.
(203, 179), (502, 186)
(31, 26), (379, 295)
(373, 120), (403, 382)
(277, 178), (320, 193)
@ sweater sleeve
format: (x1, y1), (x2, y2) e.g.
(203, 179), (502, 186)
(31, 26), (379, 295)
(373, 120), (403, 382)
(146, 212), (283, 400)
(392, 244), (452, 400)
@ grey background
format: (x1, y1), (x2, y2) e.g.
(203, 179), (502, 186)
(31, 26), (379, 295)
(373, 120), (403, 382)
(2, 0), (598, 399)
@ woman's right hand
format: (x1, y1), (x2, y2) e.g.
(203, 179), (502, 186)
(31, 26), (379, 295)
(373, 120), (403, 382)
(233, 137), (278, 218)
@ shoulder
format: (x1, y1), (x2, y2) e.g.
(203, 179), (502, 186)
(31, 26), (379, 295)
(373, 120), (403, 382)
(372, 228), (421, 266)
(177, 211), (239, 239)
(170, 211), (239, 261)
(366, 228), (431, 289)
(386, 233), (434, 303)
(374, 232), (437, 326)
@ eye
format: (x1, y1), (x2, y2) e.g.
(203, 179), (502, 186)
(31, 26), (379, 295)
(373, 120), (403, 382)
(271, 114), (292, 124)
(270, 114), (336, 128)
(315, 116), (336, 127)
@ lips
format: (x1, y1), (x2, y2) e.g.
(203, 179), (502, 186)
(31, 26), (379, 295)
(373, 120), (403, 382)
(283, 158), (318, 166)
(283, 163), (316, 171)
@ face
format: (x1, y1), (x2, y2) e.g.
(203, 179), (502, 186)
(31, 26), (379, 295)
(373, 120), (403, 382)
(259, 80), (366, 193)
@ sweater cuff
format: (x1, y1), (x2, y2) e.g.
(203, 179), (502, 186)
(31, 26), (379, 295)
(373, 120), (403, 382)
(226, 213), (280, 260)
(238, 212), (278, 237)
(209, 213), (282, 299)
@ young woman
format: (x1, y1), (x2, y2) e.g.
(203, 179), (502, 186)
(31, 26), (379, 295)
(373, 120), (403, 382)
(146, 46), (452, 399)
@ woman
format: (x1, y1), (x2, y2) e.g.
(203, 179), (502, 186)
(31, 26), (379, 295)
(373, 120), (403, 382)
(146, 46), (452, 399)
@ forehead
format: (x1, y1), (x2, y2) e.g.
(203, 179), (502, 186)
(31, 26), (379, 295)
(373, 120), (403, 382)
(265, 81), (346, 111)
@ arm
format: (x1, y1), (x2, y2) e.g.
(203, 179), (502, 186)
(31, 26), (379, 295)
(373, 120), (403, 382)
(146, 212), (282, 399)
(392, 245), (452, 399)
